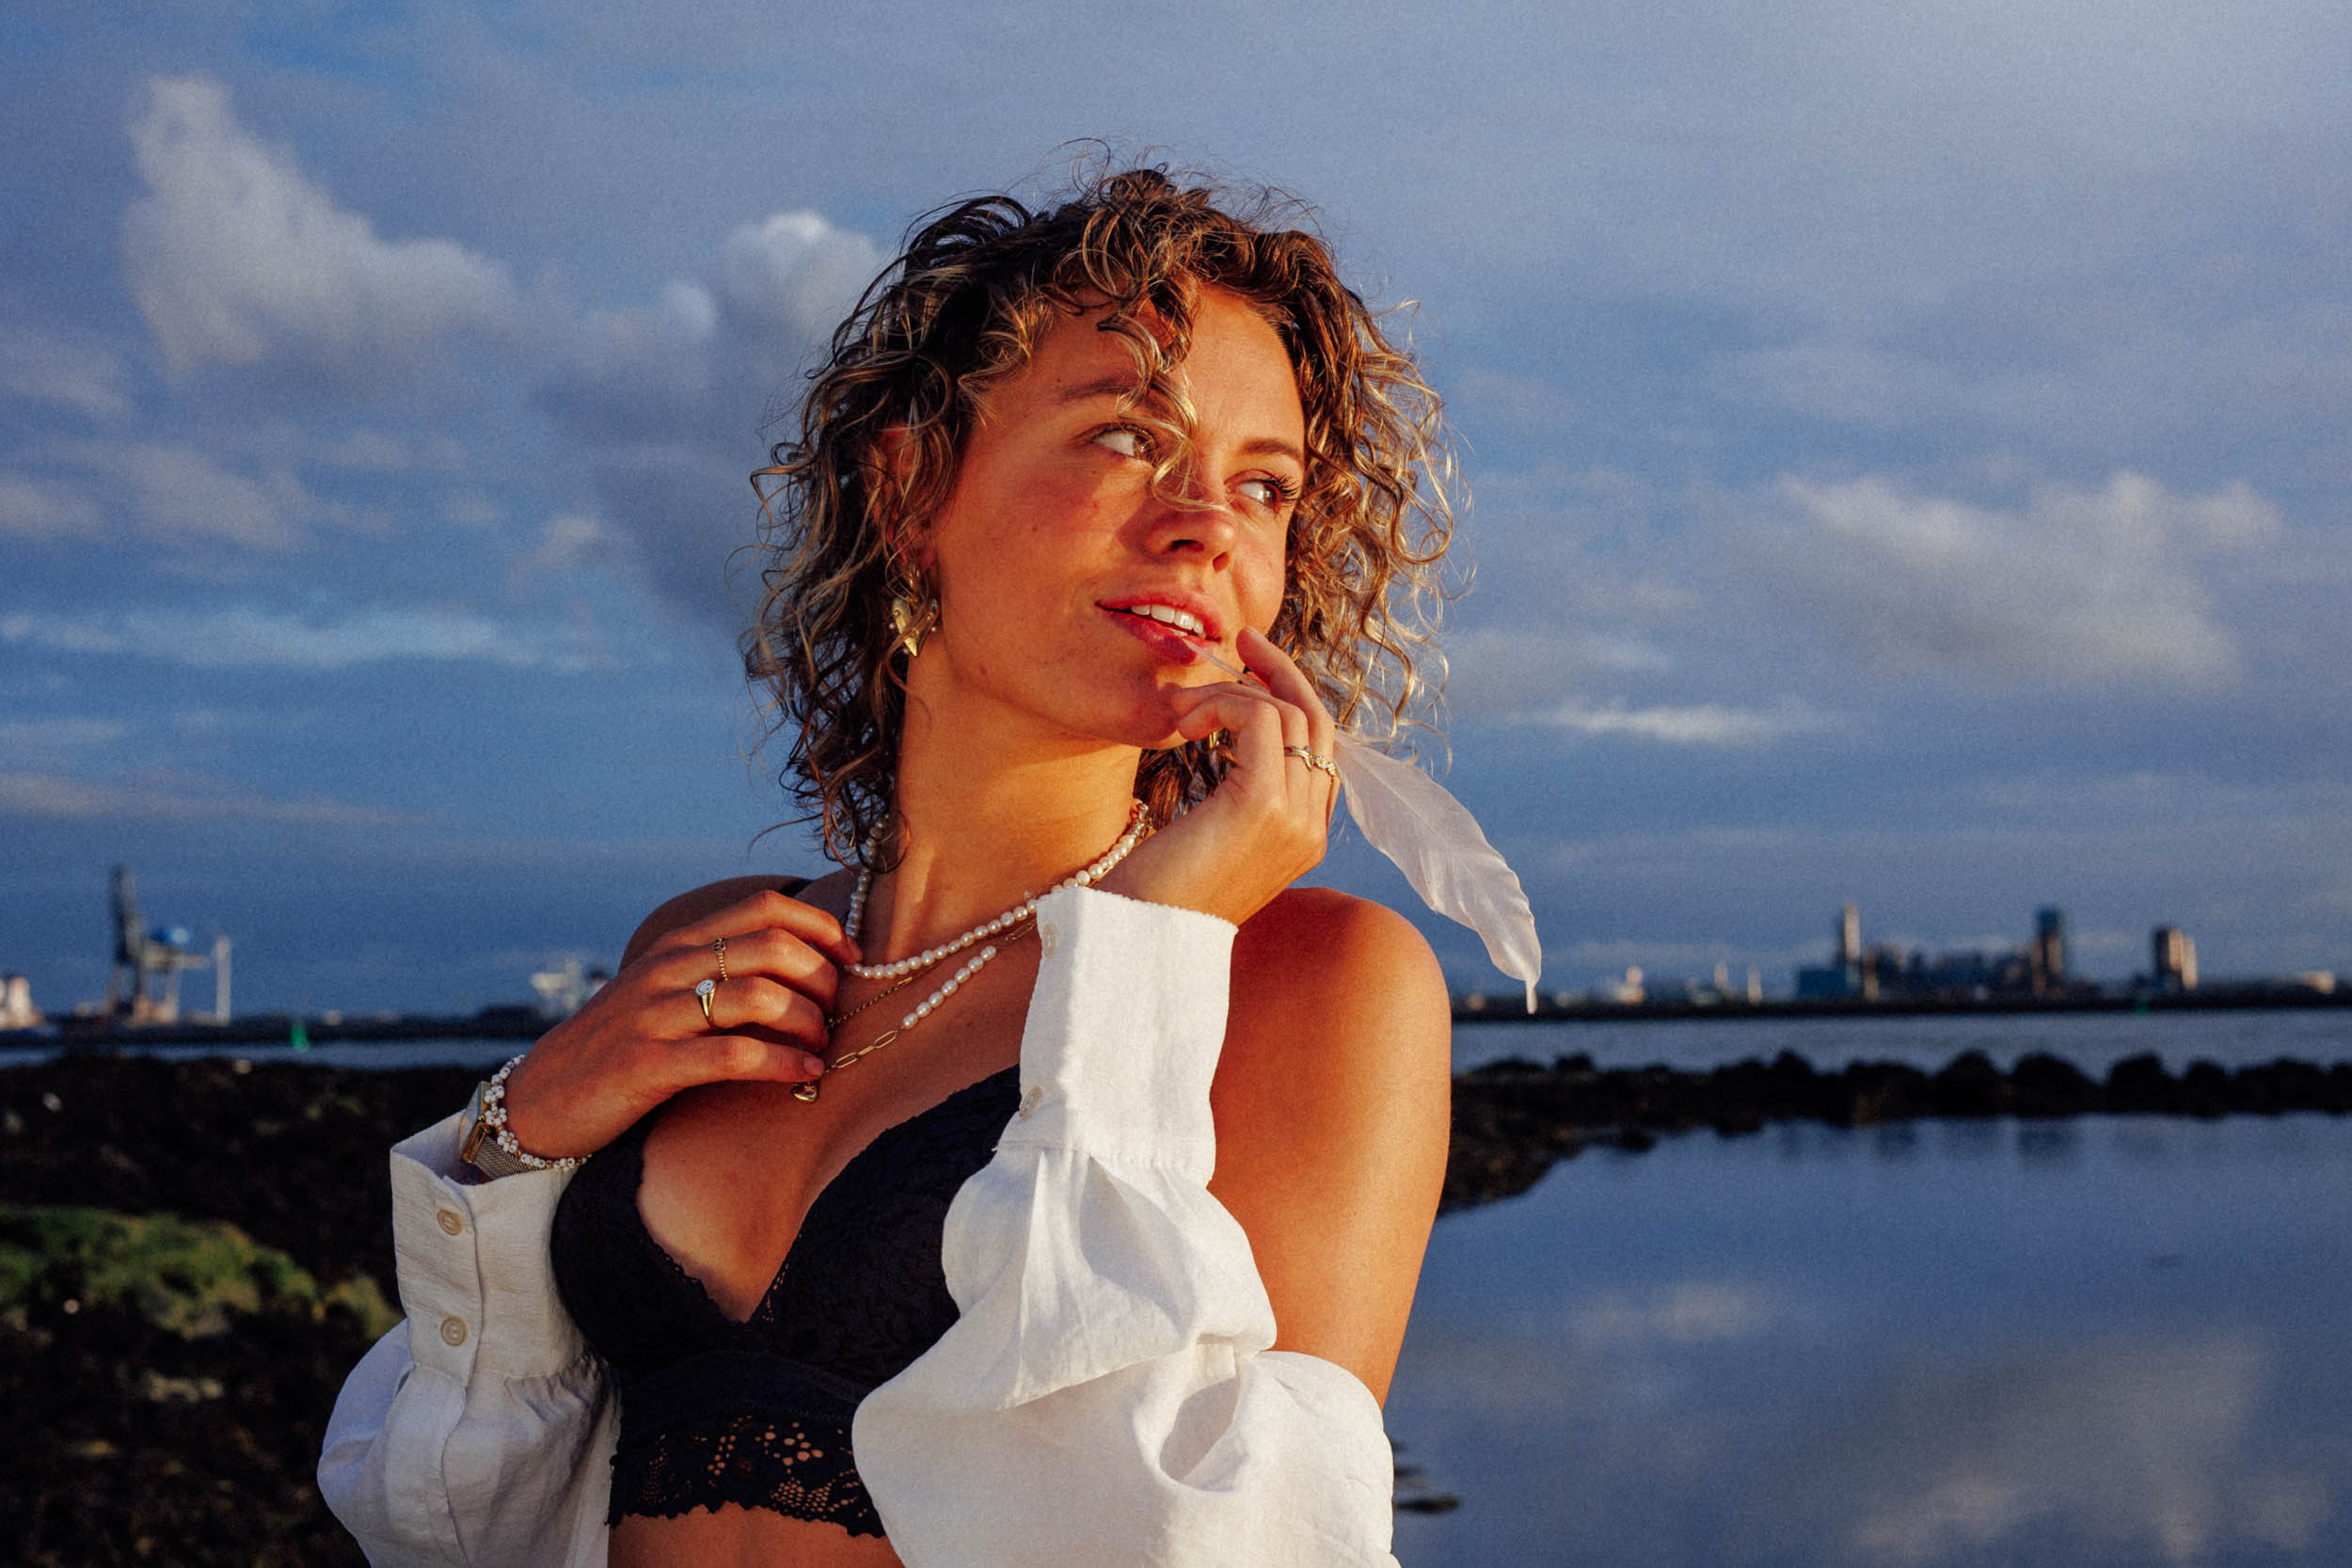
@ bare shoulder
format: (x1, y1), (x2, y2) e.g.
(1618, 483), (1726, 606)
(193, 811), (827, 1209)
(620, 872), (835, 968)
(1213, 888), (1451, 1402)
(1228, 887), (1451, 1072)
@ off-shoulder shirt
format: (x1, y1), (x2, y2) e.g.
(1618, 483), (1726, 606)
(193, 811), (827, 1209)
(317, 885), (1402, 1566)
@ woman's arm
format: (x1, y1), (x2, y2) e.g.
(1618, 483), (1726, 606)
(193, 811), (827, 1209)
(316, 1117), (616, 1568)
(318, 877), (847, 1566)
(854, 883), (1438, 1567)
(1214, 885), (1452, 1404)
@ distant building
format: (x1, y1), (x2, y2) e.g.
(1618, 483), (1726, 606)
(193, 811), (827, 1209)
(530, 958), (612, 1020)
(2152, 926), (2198, 992)
(1798, 904), (1866, 998)
(0, 974), (40, 1031)
(2030, 907), (2068, 995)
(1797, 902), (2095, 1003)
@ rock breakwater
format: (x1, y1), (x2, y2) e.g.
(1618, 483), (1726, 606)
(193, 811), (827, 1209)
(1443, 1049), (2352, 1212)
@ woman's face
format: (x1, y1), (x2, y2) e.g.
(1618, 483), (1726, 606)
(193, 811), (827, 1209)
(908, 287), (1307, 752)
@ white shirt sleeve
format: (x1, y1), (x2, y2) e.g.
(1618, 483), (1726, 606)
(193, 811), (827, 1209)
(316, 1115), (615, 1568)
(853, 885), (1404, 1567)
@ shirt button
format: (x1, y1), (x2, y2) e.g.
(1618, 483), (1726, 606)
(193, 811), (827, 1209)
(439, 1316), (469, 1347)
(436, 1210), (464, 1237)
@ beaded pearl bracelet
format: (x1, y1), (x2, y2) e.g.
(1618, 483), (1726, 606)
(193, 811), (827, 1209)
(474, 1053), (583, 1173)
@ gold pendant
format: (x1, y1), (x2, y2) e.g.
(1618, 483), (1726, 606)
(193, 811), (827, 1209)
(793, 1078), (821, 1102)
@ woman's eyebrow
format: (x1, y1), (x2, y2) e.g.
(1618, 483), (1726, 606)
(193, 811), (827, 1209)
(1052, 372), (1154, 407)
(1237, 436), (1306, 469)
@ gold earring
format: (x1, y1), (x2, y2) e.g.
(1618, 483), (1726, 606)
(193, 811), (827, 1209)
(889, 592), (939, 659)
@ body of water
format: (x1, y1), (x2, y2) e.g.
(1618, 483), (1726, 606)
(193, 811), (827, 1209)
(0, 1035), (529, 1071)
(11, 1012), (2347, 1563)
(1396, 1008), (2352, 1567)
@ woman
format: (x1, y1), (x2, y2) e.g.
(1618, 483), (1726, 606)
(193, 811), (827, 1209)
(323, 166), (1461, 1567)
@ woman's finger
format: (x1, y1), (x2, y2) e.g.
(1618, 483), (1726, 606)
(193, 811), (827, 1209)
(1236, 626), (1337, 757)
(662, 886), (861, 966)
(667, 926), (843, 1013)
(696, 974), (831, 1049)
(1232, 627), (1338, 816)
(684, 1032), (828, 1088)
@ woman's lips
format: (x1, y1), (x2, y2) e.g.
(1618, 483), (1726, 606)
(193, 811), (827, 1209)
(1103, 605), (1212, 666)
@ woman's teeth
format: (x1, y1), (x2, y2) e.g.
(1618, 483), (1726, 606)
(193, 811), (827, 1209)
(1120, 605), (1205, 637)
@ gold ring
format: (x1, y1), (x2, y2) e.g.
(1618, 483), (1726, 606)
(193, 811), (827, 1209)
(712, 936), (729, 982)
(694, 977), (718, 1027)
(1283, 745), (1340, 780)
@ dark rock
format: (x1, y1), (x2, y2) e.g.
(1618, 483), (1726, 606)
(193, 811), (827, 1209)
(2106, 1052), (2174, 1112)
(1930, 1051), (2007, 1117)
(2180, 1059), (2233, 1118)
(2010, 1053), (2099, 1117)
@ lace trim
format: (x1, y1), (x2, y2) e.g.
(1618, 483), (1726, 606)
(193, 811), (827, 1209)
(610, 1411), (883, 1536)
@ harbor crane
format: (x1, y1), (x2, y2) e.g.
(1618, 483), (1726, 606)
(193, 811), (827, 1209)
(105, 864), (230, 1025)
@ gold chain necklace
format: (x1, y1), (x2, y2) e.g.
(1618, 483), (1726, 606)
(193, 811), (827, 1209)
(797, 919), (1035, 1101)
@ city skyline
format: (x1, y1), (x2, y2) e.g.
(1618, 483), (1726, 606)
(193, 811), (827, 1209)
(3, 3), (2348, 1013)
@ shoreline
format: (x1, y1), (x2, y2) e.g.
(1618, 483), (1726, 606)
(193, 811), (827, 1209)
(6, 983), (2344, 1052)
(5, 1049), (2346, 1563)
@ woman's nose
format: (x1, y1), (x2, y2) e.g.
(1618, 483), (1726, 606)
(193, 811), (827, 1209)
(1145, 464), (1239, 559)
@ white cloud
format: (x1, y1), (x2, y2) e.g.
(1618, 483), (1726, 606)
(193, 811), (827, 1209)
(0, 605), (590, 671)
(1531, 697), (1832, 747)
(1765, 471), (2279, 686)
(0, 718), (132, 753)
(521, 512), (619, 574)
(119, 442), (317, 550)
(544, 209), (880, 451)
(0, 769), (407, 826)
(440, 494), (502, 529)
(715, 212), (884, 358)
(121, 74), (516, 378)
(1443, 625), (1677, 718)
(308, 428), (466, 472)
(0, 471), (104, 541)
(0, 325), (132, 416)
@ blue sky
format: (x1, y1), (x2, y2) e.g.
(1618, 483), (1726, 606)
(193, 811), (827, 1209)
(3, 0), (2347, 1014)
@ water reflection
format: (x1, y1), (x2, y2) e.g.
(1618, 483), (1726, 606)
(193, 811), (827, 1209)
(1822, 1334), (2321, 1565)
(1389, 1113), (2352, 1566)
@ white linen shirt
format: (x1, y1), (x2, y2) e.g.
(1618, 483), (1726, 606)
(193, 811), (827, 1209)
(319, 885), (1403, 1567)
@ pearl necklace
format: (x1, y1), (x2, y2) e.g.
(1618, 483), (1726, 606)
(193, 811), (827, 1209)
(793, 800), (1150, 1103)
(842, 800), (1149, 982)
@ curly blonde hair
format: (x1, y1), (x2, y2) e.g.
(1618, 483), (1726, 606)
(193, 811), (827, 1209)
(745, 166), (1455, 865)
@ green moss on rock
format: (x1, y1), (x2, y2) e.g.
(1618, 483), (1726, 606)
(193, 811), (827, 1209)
(0, 1203), (397, 1340)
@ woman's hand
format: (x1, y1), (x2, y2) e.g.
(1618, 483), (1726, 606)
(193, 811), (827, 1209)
(1101, 626), (1339, 927)
(492, 888), (857, 1160)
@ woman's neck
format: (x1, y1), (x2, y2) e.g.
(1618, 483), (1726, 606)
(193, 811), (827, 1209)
(861, 728), (1144, 965)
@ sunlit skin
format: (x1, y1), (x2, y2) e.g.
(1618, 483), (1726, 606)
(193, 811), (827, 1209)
(501, 290), (1452, 1567)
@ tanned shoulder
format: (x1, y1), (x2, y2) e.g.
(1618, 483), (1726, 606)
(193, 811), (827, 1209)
(1212, 888), (1452, 1402)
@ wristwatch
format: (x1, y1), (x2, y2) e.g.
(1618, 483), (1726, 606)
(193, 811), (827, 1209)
(458, 1078), (540, 1180)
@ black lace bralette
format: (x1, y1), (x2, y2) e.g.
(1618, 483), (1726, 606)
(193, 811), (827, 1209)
(548, 1066), (1022, 1535)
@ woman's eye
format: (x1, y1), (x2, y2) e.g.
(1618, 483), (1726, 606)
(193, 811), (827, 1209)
(1237, 476), (1298, 509)
(1092, 425), (1152, 460)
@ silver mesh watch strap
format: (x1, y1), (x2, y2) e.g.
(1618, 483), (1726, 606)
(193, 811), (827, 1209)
(458, 1079), (538, 1180)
